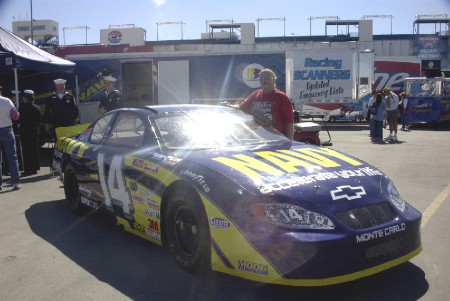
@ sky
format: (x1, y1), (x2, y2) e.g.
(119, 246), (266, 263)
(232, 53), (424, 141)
(0, 0), (449, 45)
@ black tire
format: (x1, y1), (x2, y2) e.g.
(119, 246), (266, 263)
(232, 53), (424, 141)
(329, 116), (336, 122)
(165, 188), (210, 273)
(63, 163), (85, 214)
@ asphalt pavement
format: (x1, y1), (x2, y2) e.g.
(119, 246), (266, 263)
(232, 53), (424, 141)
(1, 122), (449, 301)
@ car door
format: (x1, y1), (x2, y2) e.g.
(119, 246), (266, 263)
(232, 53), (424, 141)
(95, 110), (158, 229)
(70, 112), (115, 206)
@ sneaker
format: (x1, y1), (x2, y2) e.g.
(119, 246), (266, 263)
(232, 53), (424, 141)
(384, 135), (392, 141)
(393, 135), (397, 142)
(12, 184), (22, 191)
(0, 185), (2, 191)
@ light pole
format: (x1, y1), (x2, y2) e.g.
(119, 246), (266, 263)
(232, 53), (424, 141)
(308, 16), (339, 36)
(256, 17), (286, 37)
(362, 15), (394, 34)
(205, 19), (235, 33)
(156, 21), (185, 41)
(62, 26), (90, 45)
(30, 0), (33, 44)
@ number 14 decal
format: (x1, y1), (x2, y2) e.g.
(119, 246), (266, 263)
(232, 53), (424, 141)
(98, 153), (133, 215)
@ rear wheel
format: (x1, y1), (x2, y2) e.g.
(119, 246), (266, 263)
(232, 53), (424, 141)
(63, 164), (85, 214)
(165, 188), (210, 272)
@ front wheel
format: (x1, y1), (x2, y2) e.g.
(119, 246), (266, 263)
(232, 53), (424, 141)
(165, 188), (210, 272)
(329, 116), (336, 122)
(63, 163), (86, 214)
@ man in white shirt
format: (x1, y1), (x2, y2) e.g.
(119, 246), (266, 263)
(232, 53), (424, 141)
(383, 88), (399, 142)
(0, 84), (21, 191)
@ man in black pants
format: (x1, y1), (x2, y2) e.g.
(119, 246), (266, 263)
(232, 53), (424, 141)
(19, 90), (41, 176)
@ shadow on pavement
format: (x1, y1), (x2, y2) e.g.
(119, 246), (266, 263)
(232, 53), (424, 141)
(25, 199), (429, 301)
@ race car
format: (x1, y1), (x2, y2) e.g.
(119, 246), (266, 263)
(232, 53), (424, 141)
(51, 105), (422, 286)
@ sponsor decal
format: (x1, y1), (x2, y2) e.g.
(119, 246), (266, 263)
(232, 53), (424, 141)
(143, 162), (158, 174)
(78, 185), (93, 197)
(132, 194), (146, 205)
(242, 63), (264, 88)
(412, 103), (433, 113)
(133, 222), (145, 233)
(330, 185), (366, 201)
(210, 218), (231, 229)
(356, 223), (406, 243)
(152, 153), (167, 160)
(145, 219), (161, 240)
(145, 228), (161, 240)
(163, 156), (182, 166)
(212, 148), (363, 179)
(55, 137), (89, 157)
(129, 181), (138, 191)
(238, 260), (268, 275)
(131, 159), (158, 174)
(180, 170), (210, 193)
(132, 159), (145, 168)
(259, 167), (381, 194)
(145, 208), (160, 219)
(139, 188), (152, 199)
(107, 30), (123, 44)
(80, 196), (100, 209)
(147, 200), (160, 211)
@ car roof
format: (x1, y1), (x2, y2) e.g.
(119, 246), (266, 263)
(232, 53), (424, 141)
(107, 104), (237, 119)
(143, 104), (236, 115)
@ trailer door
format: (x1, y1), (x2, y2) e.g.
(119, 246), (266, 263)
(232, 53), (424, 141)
(122, 61), (154, 107)
(157, 60), (190, 104)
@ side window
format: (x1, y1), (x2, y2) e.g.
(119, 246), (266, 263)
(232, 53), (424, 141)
(90, 114), (113, 145)
(104, 112), (146, 148)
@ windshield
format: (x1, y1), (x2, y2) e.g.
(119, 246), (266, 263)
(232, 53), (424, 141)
(153, 109), (288, 149)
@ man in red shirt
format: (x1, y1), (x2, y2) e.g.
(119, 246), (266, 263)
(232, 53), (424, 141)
(239, 69), (294, 139)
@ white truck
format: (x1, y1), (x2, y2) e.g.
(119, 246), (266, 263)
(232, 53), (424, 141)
(286, 49), (374, 118)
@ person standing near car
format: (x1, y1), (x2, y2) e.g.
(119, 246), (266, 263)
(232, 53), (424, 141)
(373, 93), (387, 143)
(18, 90), (41, 176)
(238, 69), (294, 139)
(383, 87), (399, 142)
(98, 75), (121, 116)
(0, 84), (21, 191)
(44, 79), (79, 139)
(399, 92), (410, 131)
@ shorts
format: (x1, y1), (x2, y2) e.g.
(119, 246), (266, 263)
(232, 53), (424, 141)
(386, 110), (398, 124)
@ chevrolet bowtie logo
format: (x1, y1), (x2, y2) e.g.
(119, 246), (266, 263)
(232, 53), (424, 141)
(330, 185), (366, 201)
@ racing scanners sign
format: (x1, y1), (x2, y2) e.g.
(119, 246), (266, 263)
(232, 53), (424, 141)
(287, 50), (357, 104)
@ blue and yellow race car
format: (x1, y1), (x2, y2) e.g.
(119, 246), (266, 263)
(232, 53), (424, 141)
(51, 105), (422, 286)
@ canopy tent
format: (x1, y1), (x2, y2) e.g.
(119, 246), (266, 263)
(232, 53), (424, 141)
(0, 27), (76, 105)
(0, 27), (75, 73)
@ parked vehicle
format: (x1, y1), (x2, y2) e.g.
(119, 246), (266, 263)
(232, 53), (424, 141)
(51, 104), (421, 287)
(325, 110), (364, 123)
(404, 77), (450, 123)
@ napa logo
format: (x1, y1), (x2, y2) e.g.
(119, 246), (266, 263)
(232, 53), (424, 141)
(243, 63), (264, 88)
(108, 30), (123, 44)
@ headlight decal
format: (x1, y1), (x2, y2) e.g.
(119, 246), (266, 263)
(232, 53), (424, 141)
(387, 181), (406, 212)
(252, 203), (335, 230)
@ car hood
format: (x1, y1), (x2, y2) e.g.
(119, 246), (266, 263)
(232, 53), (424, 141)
(169, 141), (389, 206)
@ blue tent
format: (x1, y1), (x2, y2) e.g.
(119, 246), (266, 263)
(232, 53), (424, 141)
(0, 27), (76, 105)
(0, 27), (75, 73)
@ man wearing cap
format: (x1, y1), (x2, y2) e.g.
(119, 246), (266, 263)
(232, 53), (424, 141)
(18, 90), (41, 176)
(383, 87), (399, 142)
(44, 79), (79, 138)
(0, 84), (21, 190)
(98, 75), (121, 116)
